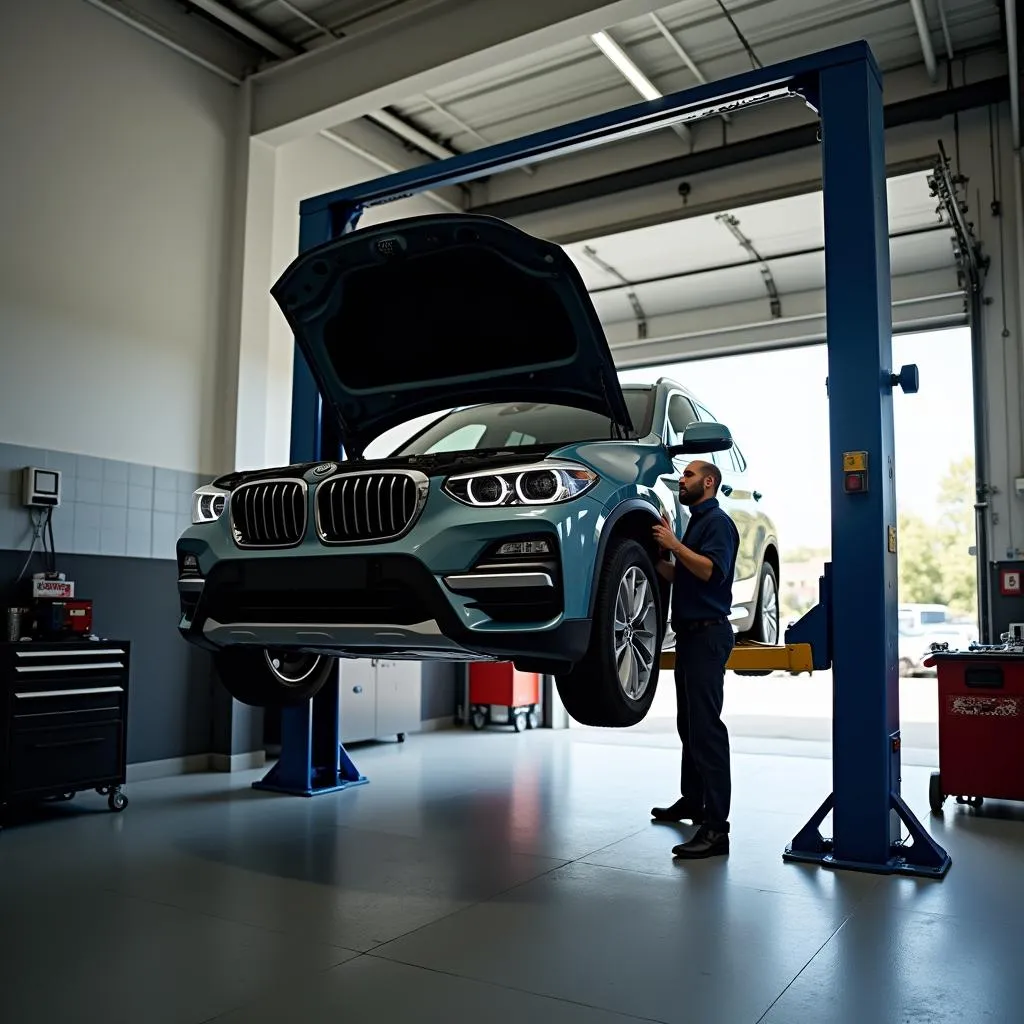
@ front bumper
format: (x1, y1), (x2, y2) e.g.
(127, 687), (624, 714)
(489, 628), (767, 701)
(176, 549), (590, 668)
(175, 472), (607, 668)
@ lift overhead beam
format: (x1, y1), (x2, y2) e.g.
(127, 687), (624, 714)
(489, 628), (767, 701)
(289, 40), (951, 880)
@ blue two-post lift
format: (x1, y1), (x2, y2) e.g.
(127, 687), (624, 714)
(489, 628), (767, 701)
(264, 39), (951, 879)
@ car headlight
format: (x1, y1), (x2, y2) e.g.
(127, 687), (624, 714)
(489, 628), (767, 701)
(191, 484), (228, 524)
(444, 461), (598, 507)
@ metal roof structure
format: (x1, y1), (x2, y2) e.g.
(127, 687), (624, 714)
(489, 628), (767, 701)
(85, 0), (1005, 363)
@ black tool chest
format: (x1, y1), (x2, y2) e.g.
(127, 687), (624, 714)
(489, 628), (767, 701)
(0, 640), (130, 823)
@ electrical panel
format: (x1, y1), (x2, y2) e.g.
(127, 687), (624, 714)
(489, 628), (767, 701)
(22, 466), (62, 508)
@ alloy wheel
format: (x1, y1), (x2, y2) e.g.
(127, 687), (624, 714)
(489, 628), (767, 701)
(761, 571), (780, 645)
(613, 566), (658, 701)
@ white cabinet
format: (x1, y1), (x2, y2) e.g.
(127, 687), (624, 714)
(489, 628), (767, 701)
(339, 658), (422, 744)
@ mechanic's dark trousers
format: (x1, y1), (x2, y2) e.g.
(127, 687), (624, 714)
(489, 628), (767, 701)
(673, 618), (735, 830)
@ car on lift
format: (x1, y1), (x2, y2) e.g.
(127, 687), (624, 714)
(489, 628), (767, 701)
(175, 214), (781, 728)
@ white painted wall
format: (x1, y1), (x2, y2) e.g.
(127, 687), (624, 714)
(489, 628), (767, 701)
(231, 132), (445, 470)
(0, 0), (238, 474)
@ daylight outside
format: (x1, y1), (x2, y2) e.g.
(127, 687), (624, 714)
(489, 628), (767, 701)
(591, 325), (978, 762)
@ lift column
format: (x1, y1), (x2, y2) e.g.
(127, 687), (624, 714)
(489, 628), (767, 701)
(251, 207), (369, 798)
(783, 54), (949, 876)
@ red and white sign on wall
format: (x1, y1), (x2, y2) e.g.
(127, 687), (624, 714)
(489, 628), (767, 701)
(1000, 570), (1022, 596)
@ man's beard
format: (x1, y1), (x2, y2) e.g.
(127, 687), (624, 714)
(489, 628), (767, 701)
(678, 483), (703, 506)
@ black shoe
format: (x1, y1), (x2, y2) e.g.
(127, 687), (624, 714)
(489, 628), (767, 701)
(651, 797), (704, 824)
(672, 823), (730, 859)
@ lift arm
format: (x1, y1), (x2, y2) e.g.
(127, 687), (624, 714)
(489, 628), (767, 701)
(661, 641), (815, 674)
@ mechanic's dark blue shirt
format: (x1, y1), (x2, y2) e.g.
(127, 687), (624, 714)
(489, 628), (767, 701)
(671, 497), (740, 623)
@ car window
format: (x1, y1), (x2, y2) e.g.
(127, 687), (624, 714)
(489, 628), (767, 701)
(666, 394), (698, 445)
(392, 388), (656, 456)
(423, 423), (487, 453)
(693, 399), (746, 471)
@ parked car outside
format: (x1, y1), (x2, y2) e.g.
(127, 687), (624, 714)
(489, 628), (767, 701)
(175, 214), (782, 727)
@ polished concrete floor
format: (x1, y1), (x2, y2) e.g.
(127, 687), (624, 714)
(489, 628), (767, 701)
(2, 726), (1022, 1024)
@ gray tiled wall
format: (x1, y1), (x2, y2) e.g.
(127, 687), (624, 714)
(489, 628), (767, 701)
(0, 442), (210, 560)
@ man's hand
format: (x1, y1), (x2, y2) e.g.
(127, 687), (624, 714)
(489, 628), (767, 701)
(652, 515), (679, 555)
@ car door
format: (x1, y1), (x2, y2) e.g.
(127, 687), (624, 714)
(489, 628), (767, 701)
(691, 400), (760, 607)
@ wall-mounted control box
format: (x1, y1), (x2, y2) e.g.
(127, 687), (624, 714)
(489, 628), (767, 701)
(22, 466), (62, 508)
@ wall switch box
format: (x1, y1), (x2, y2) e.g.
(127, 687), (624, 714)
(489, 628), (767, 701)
(1015, 476), (1024, 498)
(22, 466), (61, 508)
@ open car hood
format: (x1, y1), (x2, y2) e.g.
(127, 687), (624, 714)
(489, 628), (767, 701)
(270, 214), (633, 458)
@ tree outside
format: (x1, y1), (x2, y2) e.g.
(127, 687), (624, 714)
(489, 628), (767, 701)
(776, 455), (978, 626)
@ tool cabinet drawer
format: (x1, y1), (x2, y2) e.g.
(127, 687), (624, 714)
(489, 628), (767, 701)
(9, 720), (123, 795)
(11, 682), (125, 723)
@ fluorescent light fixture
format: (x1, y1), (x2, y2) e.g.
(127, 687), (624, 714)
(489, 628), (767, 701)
(590, 30), (662, 102)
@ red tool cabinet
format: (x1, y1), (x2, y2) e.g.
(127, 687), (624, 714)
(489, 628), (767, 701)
(468, 663), (540, 733)
(923, 646), (1024, 812)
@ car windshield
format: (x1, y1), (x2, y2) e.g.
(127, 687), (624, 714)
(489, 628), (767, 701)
(392, 388), (656, 456)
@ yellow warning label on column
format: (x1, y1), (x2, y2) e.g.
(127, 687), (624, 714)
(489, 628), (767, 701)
(843, 452), (868, 472)
(888, 525), (897, 553)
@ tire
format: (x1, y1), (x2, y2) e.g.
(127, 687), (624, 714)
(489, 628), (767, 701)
(213, 648), (334, 707)
(735, 561), (779, 677)
(555, 538), (662, 728)
(929, 772), (945, 814)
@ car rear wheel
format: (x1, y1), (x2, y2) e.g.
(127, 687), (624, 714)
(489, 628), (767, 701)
(213, 648), (334, 707)
(555, 538), (662, 727)
(735, 561), (779, 677)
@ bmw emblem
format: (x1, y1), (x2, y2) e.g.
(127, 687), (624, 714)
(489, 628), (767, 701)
(312, 463), (334, 477)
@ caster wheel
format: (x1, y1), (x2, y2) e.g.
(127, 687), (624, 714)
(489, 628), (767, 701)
(108, 790), (128, 812)
(928, 772), (945, 814)
(96, 786), (111, 796)
(513, 712), (526, 733)
(968, 795), (984, 809)
(397, 732), (406, 743)
(471, 710), (487, 731)
(528, 709), (540, 730)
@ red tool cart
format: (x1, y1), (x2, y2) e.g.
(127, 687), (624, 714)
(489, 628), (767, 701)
(468, 662), (540, 732)
(923, 642), (1024, 813)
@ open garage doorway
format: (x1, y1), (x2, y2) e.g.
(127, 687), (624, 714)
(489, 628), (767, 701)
(568, 325), (977, 767)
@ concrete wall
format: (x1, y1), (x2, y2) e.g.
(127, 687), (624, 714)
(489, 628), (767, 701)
(0, 0), (240, 477)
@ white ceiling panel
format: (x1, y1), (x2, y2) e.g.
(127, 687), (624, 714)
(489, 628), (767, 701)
(575, 168), (960, 342)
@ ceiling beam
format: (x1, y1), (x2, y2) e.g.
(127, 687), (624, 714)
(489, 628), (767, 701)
(185, 0), (298, 59)
(366, 108), (459, 160)
(470, 76), (1009, 221)
(245, 0), (688, 143)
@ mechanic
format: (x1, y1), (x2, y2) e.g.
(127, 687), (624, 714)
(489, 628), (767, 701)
(651, 460), (739, 860)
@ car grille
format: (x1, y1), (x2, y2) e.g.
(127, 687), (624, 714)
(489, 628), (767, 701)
(316, 471), (426, 543)
(230, 479), (306, 547)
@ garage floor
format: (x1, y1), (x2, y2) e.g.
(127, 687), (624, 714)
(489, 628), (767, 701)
(2, 727), (1020, 1024)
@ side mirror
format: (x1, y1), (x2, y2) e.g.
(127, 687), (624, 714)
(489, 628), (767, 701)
(666, 421), (734, 456)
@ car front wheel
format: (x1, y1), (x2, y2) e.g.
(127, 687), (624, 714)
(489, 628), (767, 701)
(555, 538), (662, 727)
(213, 648), (334, 707)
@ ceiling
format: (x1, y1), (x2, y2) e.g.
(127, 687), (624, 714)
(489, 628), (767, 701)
(180, 0), (1004, 157)
(147, 0), (992, 358)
